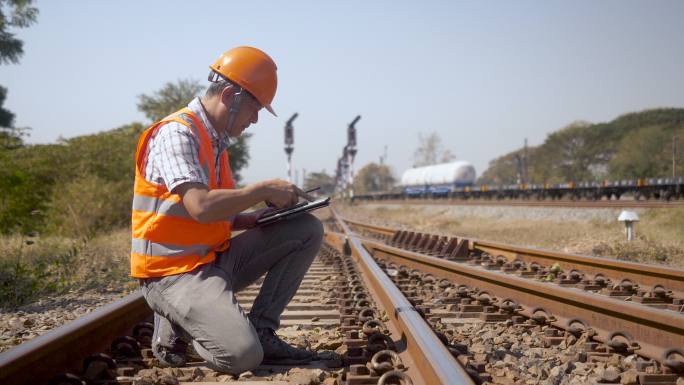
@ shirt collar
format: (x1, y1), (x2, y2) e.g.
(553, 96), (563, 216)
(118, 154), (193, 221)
(188, 97), (232, 147)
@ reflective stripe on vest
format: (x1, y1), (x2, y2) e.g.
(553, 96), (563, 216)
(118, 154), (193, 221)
(131, 238), (212, 258)
(131, 195), (192, 218)
(130, 108), (235, 278)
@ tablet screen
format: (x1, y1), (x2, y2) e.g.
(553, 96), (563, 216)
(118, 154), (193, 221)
(256, 197), (331, 225)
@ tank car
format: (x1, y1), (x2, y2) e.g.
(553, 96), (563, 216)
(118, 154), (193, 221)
(400, 161), (476, 198)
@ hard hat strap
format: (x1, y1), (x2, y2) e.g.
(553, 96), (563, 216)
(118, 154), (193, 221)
(225, 87), (244, 137)
(208, 70), (246, 138)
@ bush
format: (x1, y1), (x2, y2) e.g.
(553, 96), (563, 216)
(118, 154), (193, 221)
(46, 176), (132, 238)
(0, 229), (134, 309)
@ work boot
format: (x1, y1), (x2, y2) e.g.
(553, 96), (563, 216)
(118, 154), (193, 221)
(257, 328), (315, 364)
(152, 337), (188, 367)
(151, 313), (190, 367)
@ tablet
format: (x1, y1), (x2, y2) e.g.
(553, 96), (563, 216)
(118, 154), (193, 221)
(256, 197), (331, 226)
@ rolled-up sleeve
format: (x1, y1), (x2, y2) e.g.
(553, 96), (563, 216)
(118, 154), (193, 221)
(154, 123), (209, 192)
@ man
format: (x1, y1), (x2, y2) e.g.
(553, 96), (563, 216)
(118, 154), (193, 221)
(131, 46), (323, 375)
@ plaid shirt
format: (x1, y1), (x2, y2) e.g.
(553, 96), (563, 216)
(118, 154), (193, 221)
(142, 97), (232, 192)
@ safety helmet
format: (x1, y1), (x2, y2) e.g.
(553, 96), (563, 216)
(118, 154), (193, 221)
(209, 46), (278, 116)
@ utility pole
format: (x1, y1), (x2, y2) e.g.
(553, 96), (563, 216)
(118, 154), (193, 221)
(380, 145), (388, 165)
(284, 113), (297, 183)
(673, 135), (677, 179)
(523, 138), (528, 184)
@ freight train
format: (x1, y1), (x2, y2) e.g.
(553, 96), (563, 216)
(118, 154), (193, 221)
(354, 161), (684, 201)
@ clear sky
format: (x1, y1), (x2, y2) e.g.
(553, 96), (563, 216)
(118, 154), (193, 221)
(1, 1), (683, 184)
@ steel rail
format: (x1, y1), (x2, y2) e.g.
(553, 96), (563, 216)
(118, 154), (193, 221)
(354, 198), (684, 209)
(361, 237), (684, 363)
(341, 217), (684, 296)
(0, 292), (150, 385)
(329, 208), (475, 385)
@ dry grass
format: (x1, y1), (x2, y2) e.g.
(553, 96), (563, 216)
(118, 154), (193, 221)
(339, 204), (684, 269)
(0, 228), (136, 309)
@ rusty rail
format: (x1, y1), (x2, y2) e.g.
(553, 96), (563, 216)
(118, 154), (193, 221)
(328, 208), (475, 385)
(0, 292), (151, 385)
(350, 232), (684, 364)
(342, 217), (684, 296)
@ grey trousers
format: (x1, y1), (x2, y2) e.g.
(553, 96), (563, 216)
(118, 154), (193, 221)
(140, 213), (323, 374)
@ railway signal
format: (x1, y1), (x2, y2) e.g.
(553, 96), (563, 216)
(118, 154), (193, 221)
(346, 115), (361, 198)
(284, 113), (297, 183)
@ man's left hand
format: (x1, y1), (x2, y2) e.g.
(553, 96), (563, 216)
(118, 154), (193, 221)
(232, 207), (277, 230)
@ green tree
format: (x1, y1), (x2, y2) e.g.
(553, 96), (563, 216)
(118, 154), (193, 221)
(303, 170), (335, 195)
(534, 121), (602, 182)
(353, 163), (395, 194)
(0, 123), (143, 235)
(0, 0), (38, 65)
(478, 148), (533, 184)
(0, 85), (25, 149)
(479, 109), (684, 184)
(1, 0), (38, 148)
(137, 79), (204, 122)
(137, 79), (251, 182)
(609, 125), (684, 178)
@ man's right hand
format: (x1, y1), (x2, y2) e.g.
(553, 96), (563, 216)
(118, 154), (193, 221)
(258, 179), (315, 208)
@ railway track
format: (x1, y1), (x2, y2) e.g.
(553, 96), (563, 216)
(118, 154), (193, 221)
(335, 213), (684, 384)
(352, 198), (684, 209)
(2, 208), (683, 384)
(0, 213), (474, 385)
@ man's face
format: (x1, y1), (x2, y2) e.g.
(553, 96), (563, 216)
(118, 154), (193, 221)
(225, 89), (262, 138)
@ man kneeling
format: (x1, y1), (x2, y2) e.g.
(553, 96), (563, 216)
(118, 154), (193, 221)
(130, 46), (323, 374)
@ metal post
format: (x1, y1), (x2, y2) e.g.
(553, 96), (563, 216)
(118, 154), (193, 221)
(284, 113), (297, 183)
(673, 135), (677, 179)
(626, 222), (634, 242)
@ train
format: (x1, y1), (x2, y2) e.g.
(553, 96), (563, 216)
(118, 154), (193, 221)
(355, 161), (684, 201)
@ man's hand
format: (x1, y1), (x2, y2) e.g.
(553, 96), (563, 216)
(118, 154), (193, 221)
(232, 207), (277, 230)
(257, 179), (315, 208)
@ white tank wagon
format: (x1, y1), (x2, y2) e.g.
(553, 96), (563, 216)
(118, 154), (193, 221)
(401, 161), (477, 197)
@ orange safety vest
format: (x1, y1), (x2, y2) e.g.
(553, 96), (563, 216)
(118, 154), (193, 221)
(130, 108), (235, 278)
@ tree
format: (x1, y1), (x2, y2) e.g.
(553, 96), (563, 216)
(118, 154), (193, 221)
(478, 148), (531, 184)
(137, 79), (251, 182)
(303, 170), (335, 195)
(0, 0), (38, 65)
(137, 79), (204, 122)
(1, 0), (38, 149)
(412, 132), (455, 167)
(0, 85), (21, 149)
(609, 125), (684, 178)
(479, 109), (684, 184)
(353, 163), (395, 194)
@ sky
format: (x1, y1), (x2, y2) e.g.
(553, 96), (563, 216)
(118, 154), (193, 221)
(1, 1), (683, 185)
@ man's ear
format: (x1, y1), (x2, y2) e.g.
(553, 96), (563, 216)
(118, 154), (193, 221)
(220, 85), (235, 106)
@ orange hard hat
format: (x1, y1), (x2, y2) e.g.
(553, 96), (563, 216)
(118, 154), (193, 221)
(209, 46), (278, 116)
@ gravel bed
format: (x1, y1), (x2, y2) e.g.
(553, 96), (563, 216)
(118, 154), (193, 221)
(381, 264), (683, 385)
(0, 289), (134, 353)
(444, 321), (644, 385)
